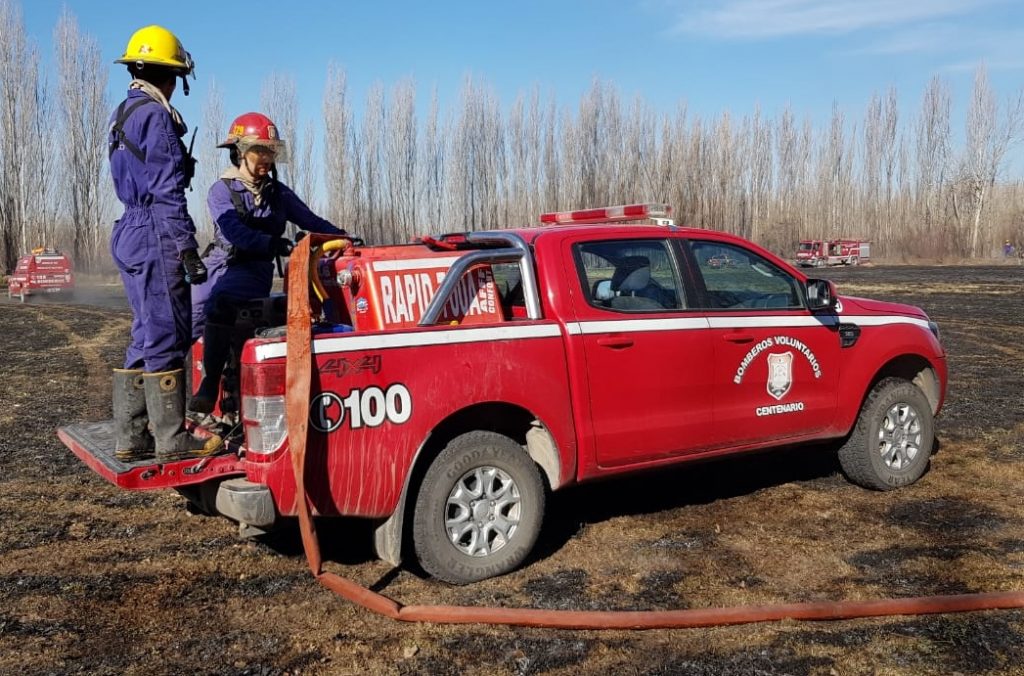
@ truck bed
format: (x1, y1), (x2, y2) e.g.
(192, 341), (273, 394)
(57, 421), (246, 490)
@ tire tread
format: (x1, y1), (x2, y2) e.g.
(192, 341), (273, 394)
(412, 430), (545, 584)
(838, 377), (933, 491)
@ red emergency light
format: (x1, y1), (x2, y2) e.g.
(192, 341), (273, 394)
(539, 203), (673, 225)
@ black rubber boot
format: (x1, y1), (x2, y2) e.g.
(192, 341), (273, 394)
(188, 322), (234, 414)
(112, 368), (154, 462)
(143, 369), (222, 461)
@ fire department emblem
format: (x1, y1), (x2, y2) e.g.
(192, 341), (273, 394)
(766, 352), (793, 401)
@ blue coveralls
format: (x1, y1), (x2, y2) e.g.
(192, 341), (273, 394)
(108, 90), (196, 372)
(190, 178), (345, 339)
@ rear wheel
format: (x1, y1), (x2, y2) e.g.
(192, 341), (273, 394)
(838, 377), (934, 490)
(412, 431), (545, 584)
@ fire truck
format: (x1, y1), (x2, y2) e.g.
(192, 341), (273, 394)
(59, 204), (946, 584)
(795, 239), (870, 267)
(6, 247), (75, 302)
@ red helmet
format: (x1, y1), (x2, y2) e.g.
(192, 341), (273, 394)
(218, 112), (286, 155)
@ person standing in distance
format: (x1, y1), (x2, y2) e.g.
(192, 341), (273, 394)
(108, 25), (218, 462)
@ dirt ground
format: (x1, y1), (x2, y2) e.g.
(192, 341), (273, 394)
(1, 265), (1022, 676)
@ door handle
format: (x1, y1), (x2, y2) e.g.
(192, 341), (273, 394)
(596, 336), (634, 349)
(723, 331), (754, 343)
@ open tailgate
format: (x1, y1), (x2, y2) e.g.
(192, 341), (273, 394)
(57, 421), (245, 490)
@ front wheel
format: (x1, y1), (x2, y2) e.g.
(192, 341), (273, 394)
(412, 431), (545, 584)
(838, 377), (934, 490)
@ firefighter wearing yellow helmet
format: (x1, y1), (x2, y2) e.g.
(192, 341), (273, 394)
(114, 24), (195, 95)
(107, 25), (215, 462)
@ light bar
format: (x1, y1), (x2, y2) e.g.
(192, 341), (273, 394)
(539, 203), (673, 225)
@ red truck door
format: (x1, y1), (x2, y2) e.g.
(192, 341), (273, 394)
(563, 235), (716, 468)
(685, 239), (840, 447)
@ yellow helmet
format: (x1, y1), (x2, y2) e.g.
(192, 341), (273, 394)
(115, 25), (194, 75)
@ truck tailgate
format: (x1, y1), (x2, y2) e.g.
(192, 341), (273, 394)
(57, 421), (245, 490)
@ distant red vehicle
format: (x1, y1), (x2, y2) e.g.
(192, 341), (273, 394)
(795, 239), (870, 267)
(706, 252), (739, 269)
(7, 247), (75, 302)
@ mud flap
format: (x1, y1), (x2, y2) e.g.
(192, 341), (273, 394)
(57, 420), (245, 490)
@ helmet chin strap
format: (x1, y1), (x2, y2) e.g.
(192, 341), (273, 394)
(182, 75), (189, 96)
(241, 154), (268, 183)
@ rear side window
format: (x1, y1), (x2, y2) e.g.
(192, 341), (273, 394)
(574, 239), (685, 312)
(688, 241), (802, 310)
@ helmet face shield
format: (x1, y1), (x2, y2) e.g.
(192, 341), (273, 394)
(237, 138), (288, 164)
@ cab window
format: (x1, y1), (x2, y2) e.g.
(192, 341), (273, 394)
(492, 262), (527, 319)
(574, 239), (685, 312)
(688, 241), (802, 310)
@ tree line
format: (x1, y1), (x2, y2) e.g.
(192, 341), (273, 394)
(2, 0), (1023, 274)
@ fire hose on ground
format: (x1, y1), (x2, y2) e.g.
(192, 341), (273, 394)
(284, 235), (1024, 630)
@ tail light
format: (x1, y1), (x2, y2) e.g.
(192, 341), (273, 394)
(241, 357), (287, 455)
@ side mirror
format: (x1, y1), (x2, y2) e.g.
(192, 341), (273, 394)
(806, 278), (838, 311)
(594, 279), (614, 301)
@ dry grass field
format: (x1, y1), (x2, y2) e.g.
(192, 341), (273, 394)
(1, 265), (1022, 675)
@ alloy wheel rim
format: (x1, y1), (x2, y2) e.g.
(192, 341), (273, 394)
(445, 466), (522, 557)
(877, 402), (923, 470)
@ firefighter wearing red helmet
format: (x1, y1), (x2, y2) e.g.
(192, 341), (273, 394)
(188, 112), (350, 415)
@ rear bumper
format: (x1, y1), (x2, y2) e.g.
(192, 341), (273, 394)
(216, 478), (277, 527)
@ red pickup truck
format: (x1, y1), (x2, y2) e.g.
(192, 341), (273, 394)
(7, 248), (75, 302)
(60, 204), (946, 584)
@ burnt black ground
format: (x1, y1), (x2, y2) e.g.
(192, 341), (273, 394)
(1, 265), (1022, 675)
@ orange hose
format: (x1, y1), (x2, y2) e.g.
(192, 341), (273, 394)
(285, 236), (1024, 629)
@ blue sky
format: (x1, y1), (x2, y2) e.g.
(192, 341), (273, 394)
(18, 0), (1024, 176)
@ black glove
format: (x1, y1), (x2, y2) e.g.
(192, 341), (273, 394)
(270, 237), (294, 257)
(181, 249), (207, 285)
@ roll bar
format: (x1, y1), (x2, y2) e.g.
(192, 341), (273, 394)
(418, 232), (541, 326)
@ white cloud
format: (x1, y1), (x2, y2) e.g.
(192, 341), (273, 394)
(854, 23), (1024, 71)
(853, 24), (962, 55)
(674, 0), (988, 39)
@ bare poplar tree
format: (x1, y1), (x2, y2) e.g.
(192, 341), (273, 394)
(195, 77), (225, 241)
(260, 72), (298, 187)
(26, 56), (59, 250)
(0, 0), (42, 271)
(915, 77), (952, 240)
(879, 88), (900, 245)
(507, 92), (530, 226)
(54, 7), (108, 271)
(361, 82), (385, 242)
(295, 119), (317, 213)
(954, 65), (1024, 257)
(322, 64), (352, 226)
(384, 77), (417, 240)
(748, 106), (773, 242)
(449, 76), (506, 228)
(541, 97), (562, 212)
(417, 88), (444, 230)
